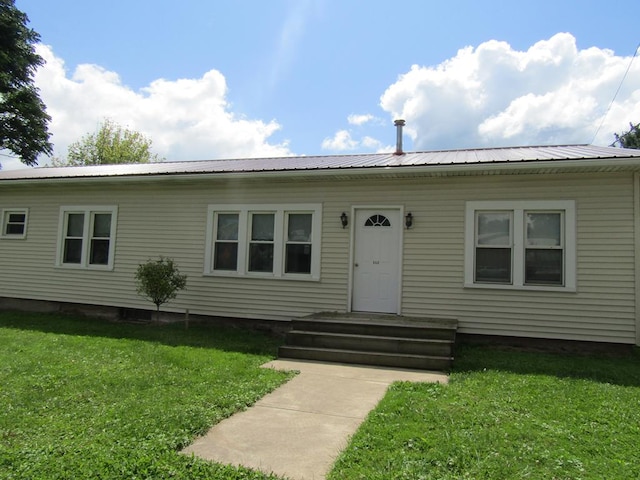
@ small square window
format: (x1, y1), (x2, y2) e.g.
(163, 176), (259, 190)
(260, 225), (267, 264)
(1, 209), (28, 239)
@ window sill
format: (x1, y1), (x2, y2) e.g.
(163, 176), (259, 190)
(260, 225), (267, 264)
(464, 282), (576, 293)
(55, 264), (115, 272)
(204, 271), (320, 282)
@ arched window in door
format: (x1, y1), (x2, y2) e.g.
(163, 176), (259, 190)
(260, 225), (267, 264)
(364, 214), (391, 227)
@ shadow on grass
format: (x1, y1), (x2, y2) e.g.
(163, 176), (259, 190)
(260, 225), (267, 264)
(0, 310), (282, 357)
(453, 343), (640, 388)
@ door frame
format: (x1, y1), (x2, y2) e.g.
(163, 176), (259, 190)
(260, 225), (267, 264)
(347, 205), (406, 314)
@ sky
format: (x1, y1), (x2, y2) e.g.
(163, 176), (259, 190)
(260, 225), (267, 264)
(3, 0), (640, 170)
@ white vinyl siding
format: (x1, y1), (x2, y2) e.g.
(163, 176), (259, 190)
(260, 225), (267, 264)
(1, 208), (28, 239)
(0, 172), (636, 345)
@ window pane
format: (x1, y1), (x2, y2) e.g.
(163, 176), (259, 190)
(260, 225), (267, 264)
(477, 212), (511, 246)
(6, 223), (25, 235)
(475, 247), (511, 283)
(285, 244), (312, 274)
(90, 239), (110, 265)
(214, 242), (238, 270)
(67, 213), (85, 237)
(526, 213), (561, 247)
(249, 243), (274, 272)
(288, 214), (312, 242)
(93, 213), (112, 238)
(217, 214), (239, 241)
(8, 213), (25, 223)
(251, 214), (274, 241)
(63, 239), (83, 263)
(525, 249), (563, 285)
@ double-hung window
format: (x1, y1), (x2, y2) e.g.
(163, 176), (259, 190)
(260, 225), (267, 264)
(213, 213), (239, 271)
(465, 201), (575, 291)
(57, 206), (118, 270)
(249, 213), (276, 272)
(1, 209), (28, 239)
(285, 213), (313, 274)
(205, 204), (321, 280)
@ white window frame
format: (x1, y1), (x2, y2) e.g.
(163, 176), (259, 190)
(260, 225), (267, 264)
(204, 204), (322, 280)
(1, 208), (29, 239)
(464, 200), (576, 291)
(56, 206), (118, 270)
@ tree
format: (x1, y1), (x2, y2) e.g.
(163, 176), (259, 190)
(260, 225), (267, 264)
(54, 118), (162, 166)
(613, 122), (640, 149)
(135, 257), (187, 322)
(0, 0), (52, 168)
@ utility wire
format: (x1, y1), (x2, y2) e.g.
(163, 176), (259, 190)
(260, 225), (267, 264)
(592, 42), (640, 145)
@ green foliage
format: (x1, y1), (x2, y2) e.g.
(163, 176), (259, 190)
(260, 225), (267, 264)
(54, 118), (163, 166)
(0, 0), (52, 168)
(135, 257), (187, 319)
(613, 122), (640, 149)
(330, 345), (640, 479)
(0, 311), (291, 479)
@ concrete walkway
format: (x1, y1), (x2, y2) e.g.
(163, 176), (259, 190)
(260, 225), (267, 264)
(182, 359), (448, 480)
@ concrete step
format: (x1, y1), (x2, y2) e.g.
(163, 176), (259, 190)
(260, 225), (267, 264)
(291, 316), (456, 342)
(278, 346), (453, 371)
(285, 330), (453, 357)
(279, 313), (457, 372)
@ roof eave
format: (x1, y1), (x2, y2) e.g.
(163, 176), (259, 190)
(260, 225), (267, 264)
(2, 156), (640, 185)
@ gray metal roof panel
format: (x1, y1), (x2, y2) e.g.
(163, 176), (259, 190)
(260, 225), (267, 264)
(2, 144), (640, 182)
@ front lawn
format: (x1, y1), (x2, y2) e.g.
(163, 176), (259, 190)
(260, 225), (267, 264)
(329, 344), (640, 479)
(3, 311), (639, 479)
(0, 311), (292, 479)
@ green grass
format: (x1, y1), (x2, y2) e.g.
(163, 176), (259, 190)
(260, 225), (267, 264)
(329, 345), (640, 480)
(0, 311), (293, 479)
(4, 311), (640, 479)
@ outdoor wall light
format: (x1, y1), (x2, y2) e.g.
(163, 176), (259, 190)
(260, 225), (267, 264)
(405, 212), (413, 229)
(340, 212), (348, 229)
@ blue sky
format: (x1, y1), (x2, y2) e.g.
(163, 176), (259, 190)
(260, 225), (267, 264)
(5, 0), (640, 169)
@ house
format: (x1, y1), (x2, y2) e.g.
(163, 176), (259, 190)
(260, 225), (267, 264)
(2, 135), (640, 348)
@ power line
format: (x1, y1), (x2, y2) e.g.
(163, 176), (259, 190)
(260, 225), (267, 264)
(591, 42), (640, 145)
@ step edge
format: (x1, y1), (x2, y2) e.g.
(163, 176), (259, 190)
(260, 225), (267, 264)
(287, 330), (454, 343)
(279, 345), (454, 362)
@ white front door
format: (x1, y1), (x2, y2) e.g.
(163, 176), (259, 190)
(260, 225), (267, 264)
(352, 209), (401, 313)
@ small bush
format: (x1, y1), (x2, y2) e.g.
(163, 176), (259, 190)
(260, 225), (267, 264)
(135, 257), (187, 321)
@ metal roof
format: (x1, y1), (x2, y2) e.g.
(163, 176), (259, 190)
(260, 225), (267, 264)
(2, 144), (640, 183)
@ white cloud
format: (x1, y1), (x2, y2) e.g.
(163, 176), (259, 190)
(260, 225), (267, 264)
(380, 33), (640, 149)
(321, 129), (358, 151)
(321, 128), (384, 152)
(361, 136), (383, 149)
(321, 114), (386, 153)
(347, 113), (377, 126)
(2, 44), (293, 169)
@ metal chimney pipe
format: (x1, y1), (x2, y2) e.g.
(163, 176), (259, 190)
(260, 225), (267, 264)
(394, 119), (406, 155)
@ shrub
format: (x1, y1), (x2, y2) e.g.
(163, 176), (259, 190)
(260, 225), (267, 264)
(135, 257), (187, 321)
